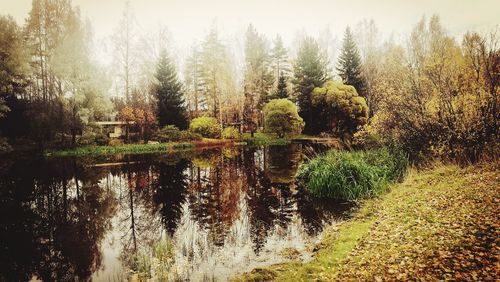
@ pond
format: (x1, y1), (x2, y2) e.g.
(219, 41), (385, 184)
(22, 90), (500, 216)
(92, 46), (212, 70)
(0, 144), (351, 281)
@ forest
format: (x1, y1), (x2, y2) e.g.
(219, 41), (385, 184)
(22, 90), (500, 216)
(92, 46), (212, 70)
(0, 0), (498, 281)
(0, 0), (496, 164)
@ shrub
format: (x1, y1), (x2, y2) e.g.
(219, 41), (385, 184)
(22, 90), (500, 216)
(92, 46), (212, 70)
(263, 99), (304, 138)
(189, 117), (221, 138)
(179, 130), (202, 141)
(352, 126), (383, 149)
(108, 139), (123, 146)
(95, 133), (110, 146)
(222, 127), (240, 139)
(155, 125), (203, 142)
(157, 125), (182, 142)
(77, 132), (97, 146)
(298, 147), (408, 200)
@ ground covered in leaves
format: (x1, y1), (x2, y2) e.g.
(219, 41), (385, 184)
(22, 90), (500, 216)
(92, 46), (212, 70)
(236, 162), (499, 281)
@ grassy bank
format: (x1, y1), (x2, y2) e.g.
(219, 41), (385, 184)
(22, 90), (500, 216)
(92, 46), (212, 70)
(242, 132), (292, 146)
(236, 162), (499, 281)
(298, 147), (409, 200)
(44, 139), (238, 157)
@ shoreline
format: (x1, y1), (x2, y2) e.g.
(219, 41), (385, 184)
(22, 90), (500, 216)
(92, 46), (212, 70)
(236, 162), (499, 281)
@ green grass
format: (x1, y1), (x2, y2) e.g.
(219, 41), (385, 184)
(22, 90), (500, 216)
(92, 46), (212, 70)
(44, 142), (194, 157)
(242, 132), (292, 146)
(297, 147), (409, 200)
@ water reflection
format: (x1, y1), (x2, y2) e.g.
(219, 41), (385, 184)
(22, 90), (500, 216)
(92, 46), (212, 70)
(0, 144), (351, 281)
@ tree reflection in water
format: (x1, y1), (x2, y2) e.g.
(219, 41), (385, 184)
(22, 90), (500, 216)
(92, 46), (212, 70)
(0, 144), (351, 281)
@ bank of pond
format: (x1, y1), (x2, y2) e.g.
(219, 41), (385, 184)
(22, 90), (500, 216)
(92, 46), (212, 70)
(0, 141), (409, 281)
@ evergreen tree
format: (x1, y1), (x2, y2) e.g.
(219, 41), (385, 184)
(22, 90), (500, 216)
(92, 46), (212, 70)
(270, 35), (290, 80)
(293, 37), (329, 134)
(275, 72), (288, 99)
(184, 46), (204, 117)
(337, 27), (364, 95)
(199, 27), (235, 124)
(243, 25), (273, 135)
(153, 49), (187, 129)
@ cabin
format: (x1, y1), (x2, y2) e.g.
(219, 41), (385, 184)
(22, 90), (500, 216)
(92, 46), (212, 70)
(95, 121), (136, 138)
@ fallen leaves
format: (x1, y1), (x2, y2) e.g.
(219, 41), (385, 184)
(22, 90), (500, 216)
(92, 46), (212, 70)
(337, 163), (500, 281)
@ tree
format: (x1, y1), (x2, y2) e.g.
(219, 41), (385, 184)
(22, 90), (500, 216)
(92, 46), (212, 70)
(22, 0), (112, 147)
(264, 99), (304, 138)
(243, 25), (273, 136)
(270, 35), (290, 82)
(355, 19), (382, 114)
(112, 1), (137, 104)
(293, 37), (329, 134)
(184, 45), (204, 117)
(337, 27), (364, 96)
(0, 15), (28, 119)
(153, 49), (187, 129)
(275, 72), (289, 99)
(199, 27), (236, 125)
(311, 81), (368, 138)
(371, 15), (499, 163)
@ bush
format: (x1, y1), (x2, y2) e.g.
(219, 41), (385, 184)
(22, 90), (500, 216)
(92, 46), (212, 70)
(298, 147), (408, 200)
(155, 125), (203, 142)
(179, 130), (202, 141)
(352, 126), (383, 149)
(109, 139), (123, 146)
(222, 127), (240, 139)
(189, 117), (221, 138)
(263, 99), (304, 138)
(95, 133), (110, 146)
(156, 125), (182, 142)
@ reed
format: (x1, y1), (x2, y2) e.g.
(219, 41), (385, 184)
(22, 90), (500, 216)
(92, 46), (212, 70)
(298, 147), (409, 200)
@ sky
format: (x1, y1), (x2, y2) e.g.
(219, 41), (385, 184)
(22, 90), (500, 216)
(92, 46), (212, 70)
(1, 0), (499, 66)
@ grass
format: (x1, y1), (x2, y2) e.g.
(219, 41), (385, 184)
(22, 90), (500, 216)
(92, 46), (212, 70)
(297, 147), (409, 200)
(236, 162), (499, 281)
(242, 132), (293, 146)
(44, 138), (239, 157)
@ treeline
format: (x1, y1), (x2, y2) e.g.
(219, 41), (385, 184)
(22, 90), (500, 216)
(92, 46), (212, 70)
(0, 0), (498, 163)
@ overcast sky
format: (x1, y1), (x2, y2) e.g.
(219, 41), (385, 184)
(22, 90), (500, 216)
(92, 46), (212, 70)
(2, 0), (499, 66)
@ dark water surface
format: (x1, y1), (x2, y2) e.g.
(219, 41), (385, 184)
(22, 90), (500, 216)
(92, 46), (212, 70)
(0, 144), (351, 281)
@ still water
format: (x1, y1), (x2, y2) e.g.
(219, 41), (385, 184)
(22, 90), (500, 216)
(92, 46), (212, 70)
(0, 144), (350, 281)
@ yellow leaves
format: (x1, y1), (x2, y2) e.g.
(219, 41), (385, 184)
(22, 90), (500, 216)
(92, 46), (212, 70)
(119, 106), (156, 125)
(119, 106), (135, 122)
(335, 163), (500, 281)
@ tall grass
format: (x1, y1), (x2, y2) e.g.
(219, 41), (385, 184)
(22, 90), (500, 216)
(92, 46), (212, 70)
(298, 147), (409, 200)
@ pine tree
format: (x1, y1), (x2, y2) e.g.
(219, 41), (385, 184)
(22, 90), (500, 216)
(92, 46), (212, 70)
(243, 24), (273, 135)
(184, 46), (204, 117)
(275, 72), (288, 99)
(337, 27), (364, 95)
(154, 49), (187, 129)
(293, 36), (329, 134)
(270, 35), (290, 80)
